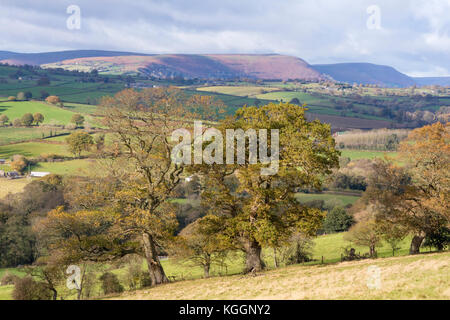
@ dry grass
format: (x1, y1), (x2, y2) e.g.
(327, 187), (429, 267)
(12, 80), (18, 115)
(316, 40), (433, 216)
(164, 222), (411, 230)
(0, 178), (30, 199)
(113, 252), (449, 300)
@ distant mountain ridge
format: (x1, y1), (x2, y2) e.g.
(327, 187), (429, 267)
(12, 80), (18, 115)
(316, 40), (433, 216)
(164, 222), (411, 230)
(0, 50), (153, 66)
(413, 77), (450, 87)
(312, 63), (416, 88)
(40, 54), (325, 81)
(1, 50), (447, 86)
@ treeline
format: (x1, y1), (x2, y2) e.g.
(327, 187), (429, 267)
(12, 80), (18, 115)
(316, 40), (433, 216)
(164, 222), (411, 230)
(335, 129), (410, 151)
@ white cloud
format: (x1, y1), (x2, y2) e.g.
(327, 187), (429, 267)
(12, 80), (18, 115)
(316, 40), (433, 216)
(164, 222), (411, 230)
(0, 0), (448, 76)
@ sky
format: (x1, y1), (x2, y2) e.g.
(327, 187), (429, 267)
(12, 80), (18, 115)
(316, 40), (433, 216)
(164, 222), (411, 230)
(1, 0), (449, 77)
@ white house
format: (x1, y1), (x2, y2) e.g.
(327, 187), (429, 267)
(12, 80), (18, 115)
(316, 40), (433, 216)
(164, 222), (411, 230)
(30, 172), (51, 178)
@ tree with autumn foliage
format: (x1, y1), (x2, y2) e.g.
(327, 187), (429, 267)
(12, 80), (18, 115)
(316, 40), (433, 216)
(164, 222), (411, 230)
(170, 216), (228, 278)
(40, 88), (225, 287)
(192, 103), (340, 273)
(364, 122), (449, 254)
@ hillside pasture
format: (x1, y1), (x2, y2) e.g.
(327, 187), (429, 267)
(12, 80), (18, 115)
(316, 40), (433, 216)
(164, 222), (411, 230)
(0, 141), (71, 158)
(340, 149), (398, 160)
(295, 192), (359, 207)
(0, 127), (68, 145)
(0, 101), (76, 125)
(114, 252), (449, 300)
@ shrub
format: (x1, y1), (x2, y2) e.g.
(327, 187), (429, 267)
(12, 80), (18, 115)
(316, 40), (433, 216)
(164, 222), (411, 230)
(12, 276), (52, 300)
(10, 155), (29, 173)
(281, 234), (314, 265)
(71, 114), (85, 127)
(45, 95), (60, 105)
(99, 272), (124, 295)
(8, 96), (16, 101)
(12, 118), (22, 127)
(21, 113), (34, 127)
(323, 207), (354, 233)
(33, 113), (44, 125)
(0, 114), (9, 126)
(424, 227), (450, 251)
(124, 262), (151, 290)
(0, 272), (20, 285)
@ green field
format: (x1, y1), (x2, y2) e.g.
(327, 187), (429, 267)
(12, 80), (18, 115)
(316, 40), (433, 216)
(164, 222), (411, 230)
(0, 142), (71, 158)
(0, 127), (67, 145)
(340, 149), (398, 160)
(295, 192), (359, 206)
(0, 101), (76, 125)
(31, 159), (94, 175)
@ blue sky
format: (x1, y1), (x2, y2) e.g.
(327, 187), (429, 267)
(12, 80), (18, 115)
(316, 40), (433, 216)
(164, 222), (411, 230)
(1, 0), (449, 76)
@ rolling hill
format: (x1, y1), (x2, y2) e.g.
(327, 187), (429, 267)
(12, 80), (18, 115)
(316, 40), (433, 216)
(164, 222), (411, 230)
(0, 50), (152, 66)
(312, 63), (416, 87)
(42, 54), (325, 81)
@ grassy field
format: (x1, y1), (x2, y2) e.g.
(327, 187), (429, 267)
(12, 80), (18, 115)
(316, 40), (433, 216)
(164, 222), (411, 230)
(0, 179), (30, 198)
(0, 141), (71, 158)
(31, 159), (94, 175)
(295, 193), (359, 206)
(0, 101), (77, 125)
(114, 252), (449, 300)
(0, 232), (444, 300)
(340, 149), (398, 160)
(0, 127), (69, 145)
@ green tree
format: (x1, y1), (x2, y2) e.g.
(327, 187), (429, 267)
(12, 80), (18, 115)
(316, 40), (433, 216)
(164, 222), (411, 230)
(171, 216), (228, 278)
(0, 114), (9, 126)
(65, 132), (94, 157)
(323, 207), (354, 233)
(194, 103), (340, 272)
(24, 91), (33, 100)
(344, 219), (381, 257)
(71, 114), (85, 128)
(21, 113), (34, 127)
(13, 118), (22, 127)
(366, 123), (449, 254)
(41, 88), (224, 287)
(33, 113), (44, 126)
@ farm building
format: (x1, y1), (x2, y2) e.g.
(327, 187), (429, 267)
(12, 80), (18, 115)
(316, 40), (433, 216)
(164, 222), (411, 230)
(0, 159), (6, 164)
(30, 172), (51, 178)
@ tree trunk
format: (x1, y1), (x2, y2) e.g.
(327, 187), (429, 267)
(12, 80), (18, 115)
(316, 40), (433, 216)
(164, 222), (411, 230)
(273, 247), (278, 268)
(142, 233), (169, 285)
(409, 235), (425, 255)
(51, 289), (58, 301)
(203, 264), (210, 278)
(370, 246), (377, 258)
(243, 239), (264, 273)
